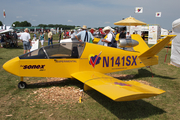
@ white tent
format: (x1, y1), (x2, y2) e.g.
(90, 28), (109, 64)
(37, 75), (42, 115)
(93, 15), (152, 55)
(161, 28), (168, 35)
(170, 18), (180, 67)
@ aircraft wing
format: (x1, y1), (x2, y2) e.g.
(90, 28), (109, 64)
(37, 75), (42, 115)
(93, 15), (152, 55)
(71, 71), (165, 101)
(0, 29), (13, 34)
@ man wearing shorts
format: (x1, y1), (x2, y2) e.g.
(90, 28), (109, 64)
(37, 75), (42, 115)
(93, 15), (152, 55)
(20, 28), (31, 54)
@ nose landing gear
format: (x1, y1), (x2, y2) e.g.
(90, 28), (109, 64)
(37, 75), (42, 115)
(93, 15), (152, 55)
(18, 77), (27, 89)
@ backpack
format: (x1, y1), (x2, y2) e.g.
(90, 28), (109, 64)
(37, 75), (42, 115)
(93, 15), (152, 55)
(108, 32), (117, 48)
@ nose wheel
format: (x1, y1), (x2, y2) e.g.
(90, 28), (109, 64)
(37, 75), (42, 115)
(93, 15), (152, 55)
(18, 81), (27, 89)
(18, 77), (27, 89)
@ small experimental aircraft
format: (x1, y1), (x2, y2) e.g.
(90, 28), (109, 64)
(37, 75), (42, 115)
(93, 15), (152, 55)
(0, 29), (18, 48)
(3, 34), (176, 101)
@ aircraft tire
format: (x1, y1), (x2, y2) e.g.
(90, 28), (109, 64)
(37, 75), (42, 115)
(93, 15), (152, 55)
(18, 82), (27, 89)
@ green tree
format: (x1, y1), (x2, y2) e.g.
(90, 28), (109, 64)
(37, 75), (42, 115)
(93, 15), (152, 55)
(12, 21), (31, 27)
(20, 21), (31, 27)
(38, 24), (47, 28)
(12, 21), (20, 27)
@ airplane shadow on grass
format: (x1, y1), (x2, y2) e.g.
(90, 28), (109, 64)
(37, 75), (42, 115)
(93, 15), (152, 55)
(86, 90), (165, 119)
(26, 78), (83, 89)
(132, 68), (175, 80)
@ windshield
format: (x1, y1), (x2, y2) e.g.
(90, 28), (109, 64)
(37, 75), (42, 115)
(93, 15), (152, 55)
(19, 42), (85, 59)
(44, 42), (85, 58)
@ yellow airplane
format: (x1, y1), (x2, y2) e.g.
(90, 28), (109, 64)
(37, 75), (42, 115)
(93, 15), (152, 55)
(3, 34), (176, 102)
(158, 35), (172, 46)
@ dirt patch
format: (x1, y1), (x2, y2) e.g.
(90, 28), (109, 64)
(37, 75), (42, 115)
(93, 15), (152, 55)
(30, 75), (152, 105)
(32, 86), (82, 104)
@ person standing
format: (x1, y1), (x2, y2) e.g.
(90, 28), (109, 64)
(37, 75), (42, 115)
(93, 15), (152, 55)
(119, 30), (126, 50)
(119, 30), (126, 39)
(66, 31), (69, 38)
(20, 28), (31, 54)
(126, 32), (131, 39)
(43, 30), (46, 35)
(47, 29), (53, 45)
(0, 36), (5, 48)
(61, 31), (64, 40)
(13, 31), (18, 47)
(101, 26), (117, 48)
(58, 30), (61, 43)
(39, 32), (45, 47)
(70, 30), (76, 40)
(75, 25), (94, 42)
(33, 32), (37, 40)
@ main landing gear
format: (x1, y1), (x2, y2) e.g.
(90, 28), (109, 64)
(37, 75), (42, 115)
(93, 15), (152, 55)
(18, 77), (27, 89)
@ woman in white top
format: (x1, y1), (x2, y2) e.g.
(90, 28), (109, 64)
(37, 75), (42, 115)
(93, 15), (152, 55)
(126, 32), (131, 39)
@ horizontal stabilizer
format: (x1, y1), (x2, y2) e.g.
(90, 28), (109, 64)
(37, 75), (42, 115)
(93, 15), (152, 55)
(139, 35), (176, 58)
(71, 71), (165, 101)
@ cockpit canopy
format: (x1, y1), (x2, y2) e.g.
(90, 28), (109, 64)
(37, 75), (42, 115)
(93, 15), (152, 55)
(19, 42), (85, 59)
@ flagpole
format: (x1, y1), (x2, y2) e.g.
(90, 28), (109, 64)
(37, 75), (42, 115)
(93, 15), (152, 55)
(3, 9), (5, 28)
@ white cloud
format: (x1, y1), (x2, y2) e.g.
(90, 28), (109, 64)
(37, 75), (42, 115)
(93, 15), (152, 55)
(68, 20), (72, 22)
(16, 16), (22, 18)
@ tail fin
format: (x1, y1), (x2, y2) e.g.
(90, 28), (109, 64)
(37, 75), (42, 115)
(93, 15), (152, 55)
(139, 35), (176, 58)
(131, 34), (149, 53)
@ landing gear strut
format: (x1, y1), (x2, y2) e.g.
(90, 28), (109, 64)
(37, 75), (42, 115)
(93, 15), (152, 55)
(18, 77), (27, 89)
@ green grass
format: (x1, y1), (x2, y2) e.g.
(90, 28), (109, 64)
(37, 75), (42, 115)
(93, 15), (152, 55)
(0, 43), (180, 120)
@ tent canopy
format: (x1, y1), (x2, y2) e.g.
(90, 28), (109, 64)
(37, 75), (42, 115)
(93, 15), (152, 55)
(114, 16), (146, 26)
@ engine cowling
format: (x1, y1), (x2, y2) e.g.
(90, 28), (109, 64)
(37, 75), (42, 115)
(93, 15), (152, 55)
(119, 39), (139, 48)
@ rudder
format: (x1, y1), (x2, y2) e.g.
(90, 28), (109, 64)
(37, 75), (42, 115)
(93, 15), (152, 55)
(131, 34), (149, 53)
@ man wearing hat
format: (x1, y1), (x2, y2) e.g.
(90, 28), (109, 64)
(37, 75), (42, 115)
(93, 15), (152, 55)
(75, 25), (94, 42)
(20, 28), (31, 54)
(101, 26), (117, 48)
(70, 30), (76, 39)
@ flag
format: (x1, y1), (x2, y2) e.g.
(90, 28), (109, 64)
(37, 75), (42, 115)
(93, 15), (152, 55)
(135, 7), (143, 13)
(3, 9), (6, 18)
(156, 12), (161, 17)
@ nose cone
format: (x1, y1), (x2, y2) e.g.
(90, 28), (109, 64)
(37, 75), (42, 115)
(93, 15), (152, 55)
(131, 39), (139, 46)
(3, 57), (20, 76)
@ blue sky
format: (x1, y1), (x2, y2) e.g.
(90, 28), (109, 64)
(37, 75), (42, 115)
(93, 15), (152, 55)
(0, 0), (179, 30)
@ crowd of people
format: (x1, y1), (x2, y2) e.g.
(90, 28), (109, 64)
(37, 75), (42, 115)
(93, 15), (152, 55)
(0, 31), (18, 48)
(57, 25), (132, 48)
(1, 25), (135, 54)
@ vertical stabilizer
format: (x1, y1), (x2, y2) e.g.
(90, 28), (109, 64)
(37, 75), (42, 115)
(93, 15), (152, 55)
(131, 34), (149, 53)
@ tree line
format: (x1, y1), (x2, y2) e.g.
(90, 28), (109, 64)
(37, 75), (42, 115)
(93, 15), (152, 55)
(0, 20), (117, 30)
(10, 21), (77, 30)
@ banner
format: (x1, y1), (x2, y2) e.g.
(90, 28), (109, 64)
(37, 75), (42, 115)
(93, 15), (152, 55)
(3, 9), (6, 18)
(135, 7), (143, 13)
(156, 12), (161, 17)
(30, 40), (39, 51)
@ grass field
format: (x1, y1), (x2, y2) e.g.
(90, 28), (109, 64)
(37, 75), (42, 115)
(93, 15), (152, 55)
(0, 42), (180, 120)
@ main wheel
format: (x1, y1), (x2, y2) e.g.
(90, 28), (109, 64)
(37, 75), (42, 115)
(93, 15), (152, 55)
(18, 82), (27, 89)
